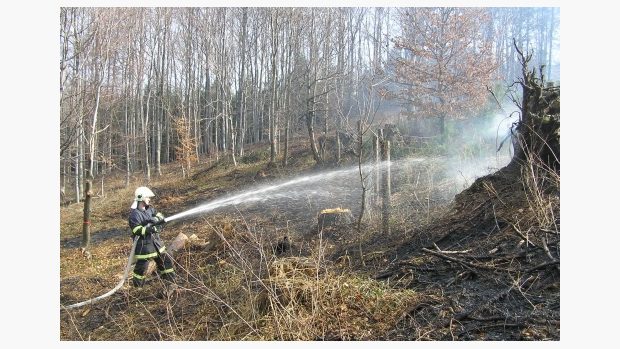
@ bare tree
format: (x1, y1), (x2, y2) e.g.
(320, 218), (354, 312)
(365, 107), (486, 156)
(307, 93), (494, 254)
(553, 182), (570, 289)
(269, 9), (280, 165)
(237, 7), (249, 159)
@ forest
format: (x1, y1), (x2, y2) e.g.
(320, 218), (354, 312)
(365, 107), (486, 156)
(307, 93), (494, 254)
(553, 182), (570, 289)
(59, 7), (560, 341)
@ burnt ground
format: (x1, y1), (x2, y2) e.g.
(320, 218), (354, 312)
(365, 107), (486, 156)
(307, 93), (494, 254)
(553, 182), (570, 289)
(328, 165), (560, 340)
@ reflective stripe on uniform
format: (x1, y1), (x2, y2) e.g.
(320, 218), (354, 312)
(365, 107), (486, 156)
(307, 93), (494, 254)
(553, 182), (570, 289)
(135, 252), (158, 260)
(132, 272), (146, 279)
(160, 268), (174, 274)
(132, 225), (146, 236)
(158, 246), (167, 253)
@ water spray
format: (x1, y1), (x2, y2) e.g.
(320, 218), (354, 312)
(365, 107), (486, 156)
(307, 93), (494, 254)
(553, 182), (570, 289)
(163, 157), (426, 224)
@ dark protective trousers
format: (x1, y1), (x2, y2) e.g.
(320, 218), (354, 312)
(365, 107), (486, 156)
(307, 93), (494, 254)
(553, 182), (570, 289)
(132, 251), (176, 287)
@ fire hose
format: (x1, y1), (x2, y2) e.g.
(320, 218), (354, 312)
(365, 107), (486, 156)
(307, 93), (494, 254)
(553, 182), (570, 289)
(62, 219), (168, 310)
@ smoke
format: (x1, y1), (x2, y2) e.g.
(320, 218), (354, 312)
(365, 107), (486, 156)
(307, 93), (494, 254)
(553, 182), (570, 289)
(443, 106), (520, 190)
(486, 109), (520, 150)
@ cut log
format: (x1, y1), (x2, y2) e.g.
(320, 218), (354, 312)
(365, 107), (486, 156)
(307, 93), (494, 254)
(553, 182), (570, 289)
(188, 233), (209, 247)
(168, 232), (189, 252)
(318, 208), (353, 231)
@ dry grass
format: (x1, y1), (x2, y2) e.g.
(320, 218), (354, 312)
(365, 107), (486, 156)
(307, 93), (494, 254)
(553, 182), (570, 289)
(204, 221), (423, 340)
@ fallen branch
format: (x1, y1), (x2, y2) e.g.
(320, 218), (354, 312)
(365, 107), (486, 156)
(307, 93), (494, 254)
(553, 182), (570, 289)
(448, 286), (514, 324)
(462, 251), (527, 261)
(539, 228), (559, 234)
(422, 247), (504, 272)
(458, 322), (523, 337)
(525, 260), (559, 274)
(433, 242), (471, 254)
(509, 222), (538, 248)
(541, 235), (556, 262)
(467, 315), (513, 322)
(446, 270), (473, 287)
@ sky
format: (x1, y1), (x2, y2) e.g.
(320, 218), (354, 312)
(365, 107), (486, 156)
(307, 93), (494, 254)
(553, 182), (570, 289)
(2, 0), (618, 348)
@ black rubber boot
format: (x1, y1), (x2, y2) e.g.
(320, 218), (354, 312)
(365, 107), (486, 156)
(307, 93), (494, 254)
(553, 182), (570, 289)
(162, 272), (178, 293)
(133, 276), (145, 287)
(162, 272), (176, 284)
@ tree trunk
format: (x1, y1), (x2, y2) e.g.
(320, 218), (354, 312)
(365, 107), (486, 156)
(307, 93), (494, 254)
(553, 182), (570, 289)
(60, 160), (66, 204)
(269, 11), (279, 165)
(356, 120), (367, 232)
(439, 113), (446, 143)
(143, 88), (152, 182)
(373, 133), (380, 206)
(306, 109), (322, 164)
(82, 175), (93, 250)
(74, 137), (81, 203)
(231, 118), (237, 167)
(381, 139), (391, 235)
(546, 8), (555, 80)
(125, 99), (131, 188)
(89, 81), (103, 178)
(282, 123), (289, 167)
(238, 8), (248, 159)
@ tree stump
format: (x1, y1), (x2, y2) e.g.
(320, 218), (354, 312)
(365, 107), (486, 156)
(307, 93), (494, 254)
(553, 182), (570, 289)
(318, 208), (353, 231)
(507, 42), (560, 174)
(275, 236), (291, 255)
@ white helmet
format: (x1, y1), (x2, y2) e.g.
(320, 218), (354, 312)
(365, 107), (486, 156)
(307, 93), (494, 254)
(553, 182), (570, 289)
(131, 186), (155, 209)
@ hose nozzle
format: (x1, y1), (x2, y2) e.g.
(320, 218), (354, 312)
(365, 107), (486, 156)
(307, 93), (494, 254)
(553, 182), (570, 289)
(152, 218), (167, 226)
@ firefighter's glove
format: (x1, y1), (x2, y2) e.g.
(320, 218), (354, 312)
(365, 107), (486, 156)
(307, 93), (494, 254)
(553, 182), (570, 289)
(145, 223), (160, 234)
(150, 213), (165, 226)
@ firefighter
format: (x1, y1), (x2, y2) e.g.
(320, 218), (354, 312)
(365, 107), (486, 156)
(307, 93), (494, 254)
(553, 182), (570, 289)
(128, 186), (176, 287)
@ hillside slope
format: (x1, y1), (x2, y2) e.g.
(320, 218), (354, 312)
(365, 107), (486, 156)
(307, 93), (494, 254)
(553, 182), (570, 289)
(60, 140), (559, 340)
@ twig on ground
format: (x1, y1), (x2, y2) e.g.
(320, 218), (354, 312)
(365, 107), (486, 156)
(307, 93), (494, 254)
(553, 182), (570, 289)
(458, 322), (523, 338)
(422, 247), (505, 272)
(541, 234), (556, 262)
(524, 260), (559, 274)
(433, 242), (471, 254)
(443, 285), (514, 328)
(509, 222), (538, 248)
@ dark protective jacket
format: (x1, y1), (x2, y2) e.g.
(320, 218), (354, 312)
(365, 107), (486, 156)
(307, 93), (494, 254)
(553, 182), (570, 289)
(128, 206), (167, 260)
